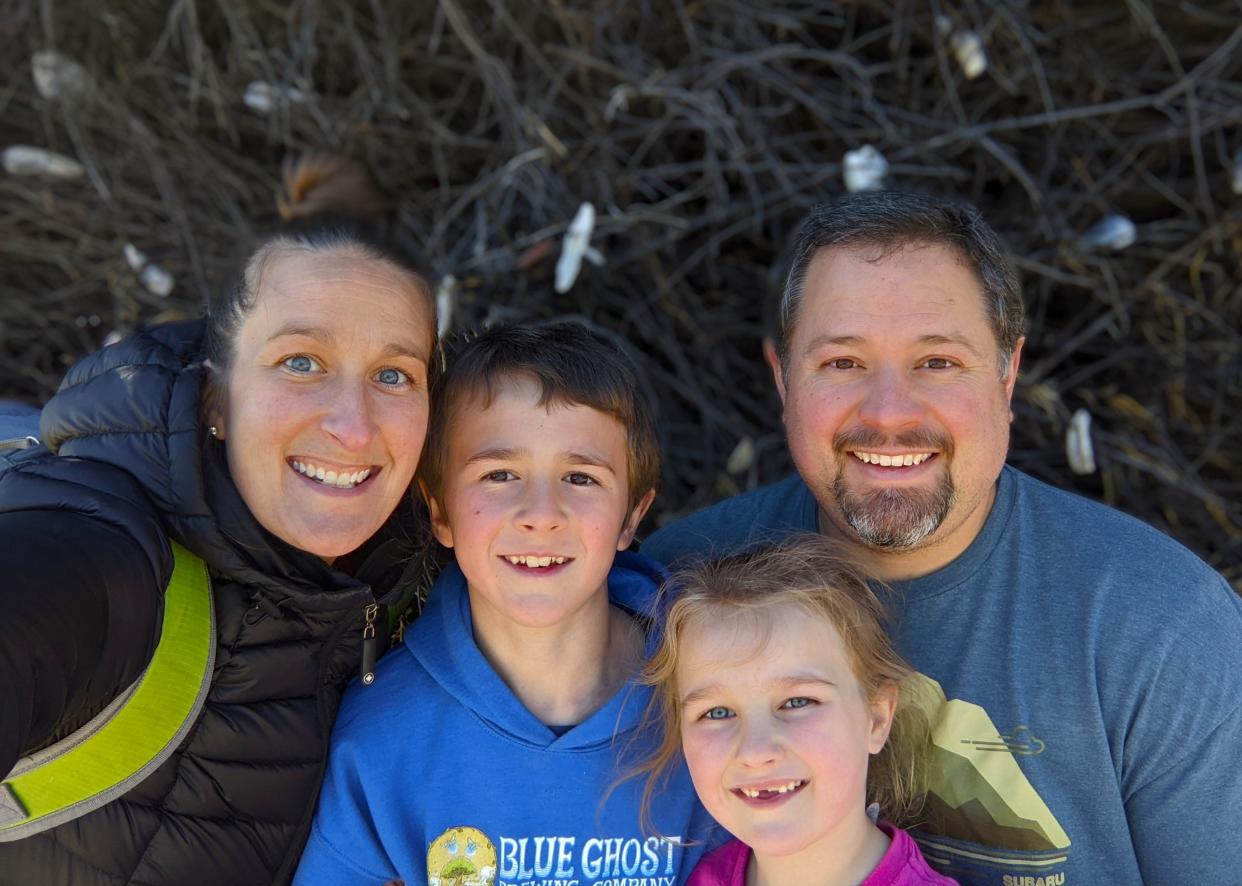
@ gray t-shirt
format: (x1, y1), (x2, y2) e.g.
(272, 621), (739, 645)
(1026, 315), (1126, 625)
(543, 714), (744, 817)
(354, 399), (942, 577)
(644, 466), (1242, 886)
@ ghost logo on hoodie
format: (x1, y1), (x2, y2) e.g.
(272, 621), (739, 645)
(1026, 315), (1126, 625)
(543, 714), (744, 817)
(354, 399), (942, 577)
(428, 826), (498, 886)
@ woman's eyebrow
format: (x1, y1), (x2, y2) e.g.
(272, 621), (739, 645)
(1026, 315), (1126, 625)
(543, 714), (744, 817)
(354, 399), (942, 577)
(267, 323), (334, 344)
(266, 323), (427, 359)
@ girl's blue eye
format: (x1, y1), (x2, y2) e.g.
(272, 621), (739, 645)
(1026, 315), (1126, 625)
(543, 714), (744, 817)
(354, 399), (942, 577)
(781, 697), (814, 710)
(283, 354), (321, 374)
(375, 367), (409, 386)
(703, 706), (733, 721)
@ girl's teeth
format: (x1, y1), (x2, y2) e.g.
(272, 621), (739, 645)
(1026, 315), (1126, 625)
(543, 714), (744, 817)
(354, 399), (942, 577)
(740, 780), (802, 798)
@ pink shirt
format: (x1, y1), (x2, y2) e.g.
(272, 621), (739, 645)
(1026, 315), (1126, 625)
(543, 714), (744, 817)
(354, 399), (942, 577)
(687, 823), (957, 885)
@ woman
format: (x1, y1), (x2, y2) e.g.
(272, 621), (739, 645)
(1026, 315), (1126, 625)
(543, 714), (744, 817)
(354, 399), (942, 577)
(0, 219), (437, 885)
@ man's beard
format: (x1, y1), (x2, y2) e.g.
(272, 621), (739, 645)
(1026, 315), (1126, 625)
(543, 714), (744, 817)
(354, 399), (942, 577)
(825, 430), (955, 550)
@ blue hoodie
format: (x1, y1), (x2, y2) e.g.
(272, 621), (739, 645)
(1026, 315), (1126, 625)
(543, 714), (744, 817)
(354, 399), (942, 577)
(294, 551), (715, 886)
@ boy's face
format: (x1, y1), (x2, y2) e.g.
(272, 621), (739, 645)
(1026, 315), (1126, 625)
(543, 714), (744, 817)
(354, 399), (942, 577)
(427, 375), (654, 633)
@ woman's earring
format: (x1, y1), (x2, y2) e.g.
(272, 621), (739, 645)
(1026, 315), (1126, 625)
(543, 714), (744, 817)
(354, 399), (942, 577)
(208, 425), (220, 438)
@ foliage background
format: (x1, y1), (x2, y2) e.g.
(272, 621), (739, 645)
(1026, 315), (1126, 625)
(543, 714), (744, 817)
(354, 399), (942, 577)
(1, 1), (1239, 586)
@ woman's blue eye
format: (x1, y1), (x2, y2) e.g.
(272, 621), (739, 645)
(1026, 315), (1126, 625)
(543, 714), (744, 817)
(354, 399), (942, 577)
(703, 706), (733, 721)
(283, 354), (321, 373)
(375, 367), (409, 386)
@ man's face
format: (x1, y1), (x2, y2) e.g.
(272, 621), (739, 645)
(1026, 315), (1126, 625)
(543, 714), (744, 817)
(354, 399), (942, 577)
(773, 243), (1022, 578)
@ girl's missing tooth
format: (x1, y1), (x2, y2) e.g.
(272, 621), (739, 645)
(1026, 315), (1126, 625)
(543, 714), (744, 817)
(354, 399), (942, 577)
(640, 536), (953, 886)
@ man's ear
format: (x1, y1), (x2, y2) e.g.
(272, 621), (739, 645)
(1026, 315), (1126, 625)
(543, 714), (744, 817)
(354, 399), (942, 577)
(762, 337), (787, 405)
(1004, 336), (1025, 417)
(867, 683), (899, 754)
(421, 481), (455, 548)
(617, 488), (657, 551)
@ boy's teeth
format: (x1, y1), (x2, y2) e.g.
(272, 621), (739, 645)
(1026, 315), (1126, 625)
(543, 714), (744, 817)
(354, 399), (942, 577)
(291, 460), (371, 489)
(506, 555), (567, 567)
(851, 451), (932, 466)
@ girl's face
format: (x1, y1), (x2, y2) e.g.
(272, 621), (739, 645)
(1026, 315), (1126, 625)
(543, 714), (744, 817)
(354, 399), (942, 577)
(676, 602), (896, 863)
(215, 247), (434, 562)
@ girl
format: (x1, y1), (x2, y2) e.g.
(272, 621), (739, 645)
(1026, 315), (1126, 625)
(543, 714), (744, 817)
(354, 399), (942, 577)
(641, 535), (954, 886)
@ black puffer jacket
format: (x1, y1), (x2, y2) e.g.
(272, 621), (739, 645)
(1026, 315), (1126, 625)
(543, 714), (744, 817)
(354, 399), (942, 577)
(0, 322), (423, 885)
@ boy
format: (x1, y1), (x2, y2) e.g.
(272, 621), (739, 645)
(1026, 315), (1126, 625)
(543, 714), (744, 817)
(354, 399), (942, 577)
(294, 323), (712, 886)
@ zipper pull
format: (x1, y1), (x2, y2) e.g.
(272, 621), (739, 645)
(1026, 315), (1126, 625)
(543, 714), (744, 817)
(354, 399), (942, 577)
(360, 603), (378, 686)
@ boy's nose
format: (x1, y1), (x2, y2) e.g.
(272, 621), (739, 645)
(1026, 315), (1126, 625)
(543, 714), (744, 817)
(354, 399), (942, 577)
(517, 480), (565, 532)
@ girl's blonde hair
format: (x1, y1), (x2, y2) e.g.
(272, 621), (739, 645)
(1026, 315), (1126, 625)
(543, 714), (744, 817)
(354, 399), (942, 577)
(637, 534), (930, 829)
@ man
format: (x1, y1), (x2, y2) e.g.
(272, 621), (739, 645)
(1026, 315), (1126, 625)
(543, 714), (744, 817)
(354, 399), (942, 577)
(644, 192), (1242, 886)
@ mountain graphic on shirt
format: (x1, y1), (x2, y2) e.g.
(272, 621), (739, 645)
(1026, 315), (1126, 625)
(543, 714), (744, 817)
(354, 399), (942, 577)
(904, 673), (1070, 856)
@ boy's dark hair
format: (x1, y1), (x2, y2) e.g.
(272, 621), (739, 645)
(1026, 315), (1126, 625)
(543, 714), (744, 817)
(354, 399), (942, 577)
(419, 322), (660, 511)
(775, 191), (1025, 378)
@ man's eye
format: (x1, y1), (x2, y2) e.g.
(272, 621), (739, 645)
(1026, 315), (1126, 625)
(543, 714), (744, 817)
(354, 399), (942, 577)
(781, 697), (815, 710)
(922, 357), (954, 370)
(824, 358), (857, 370)
(283, 354), (323, 374)
(565, 472), (598, 486)
(375, 367), (410, 386)
(702, 706), (733, 721)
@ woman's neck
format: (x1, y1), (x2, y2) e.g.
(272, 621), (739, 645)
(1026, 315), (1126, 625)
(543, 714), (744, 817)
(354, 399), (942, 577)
(748, 813), (890, 886)
(472, 599), (644, 728)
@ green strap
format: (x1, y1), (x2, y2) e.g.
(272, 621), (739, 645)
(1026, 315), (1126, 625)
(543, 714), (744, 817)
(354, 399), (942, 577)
(0, 541), (214, 839)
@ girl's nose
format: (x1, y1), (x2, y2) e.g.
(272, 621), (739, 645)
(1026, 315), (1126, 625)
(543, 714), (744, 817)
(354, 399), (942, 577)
(735, 718), (784, 768)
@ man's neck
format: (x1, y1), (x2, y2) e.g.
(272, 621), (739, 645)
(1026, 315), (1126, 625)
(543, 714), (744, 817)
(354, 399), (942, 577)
(469, 593), (643, 728)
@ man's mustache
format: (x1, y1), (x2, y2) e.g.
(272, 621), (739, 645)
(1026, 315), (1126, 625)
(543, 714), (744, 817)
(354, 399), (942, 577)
(833, 427), (953, 456)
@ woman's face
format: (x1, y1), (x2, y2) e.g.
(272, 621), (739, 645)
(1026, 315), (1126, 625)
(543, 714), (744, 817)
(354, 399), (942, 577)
(215, 246), (434, 562)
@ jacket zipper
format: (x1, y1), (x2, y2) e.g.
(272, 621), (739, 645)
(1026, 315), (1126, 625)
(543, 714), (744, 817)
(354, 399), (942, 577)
(360, 602), (378, 686)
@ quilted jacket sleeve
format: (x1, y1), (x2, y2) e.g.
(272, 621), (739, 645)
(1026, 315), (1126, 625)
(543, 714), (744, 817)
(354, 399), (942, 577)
(0, 458), (172, 778)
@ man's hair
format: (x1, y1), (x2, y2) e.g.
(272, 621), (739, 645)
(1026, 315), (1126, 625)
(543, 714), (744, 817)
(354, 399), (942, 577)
(632, 535), (931, 830)
(775, 191), (1025, 376)
(418, 322), (660, 511)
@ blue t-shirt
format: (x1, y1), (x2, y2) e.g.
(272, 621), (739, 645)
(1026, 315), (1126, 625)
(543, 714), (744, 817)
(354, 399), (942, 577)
(294, 551), (715, 886)
(644, 466), (1242, 886)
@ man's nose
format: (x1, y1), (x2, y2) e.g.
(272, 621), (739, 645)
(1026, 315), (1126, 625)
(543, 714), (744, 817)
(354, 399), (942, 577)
(857, 368), (924, 431)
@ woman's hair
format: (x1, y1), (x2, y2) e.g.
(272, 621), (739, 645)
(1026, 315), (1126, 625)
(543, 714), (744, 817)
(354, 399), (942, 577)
(637, 534), (931, 829)
(201, 207), (434, 424)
